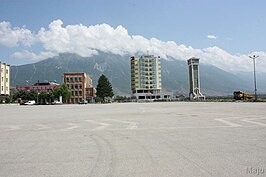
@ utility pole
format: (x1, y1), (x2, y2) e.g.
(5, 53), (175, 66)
(249, 55), (259, 101)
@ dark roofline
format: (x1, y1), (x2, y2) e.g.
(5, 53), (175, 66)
(0, 61), (10, 66)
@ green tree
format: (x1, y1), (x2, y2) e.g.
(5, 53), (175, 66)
(13, 90), (26, 101)
(96, 74), (114, 102)
(52, 84), (71, 103)
(38, 91), (48, 104)
(28, 90), (38, 100)
(114, 95), (129, 103)
(13, 84), (71, 104)
(13, 90), (37, 101)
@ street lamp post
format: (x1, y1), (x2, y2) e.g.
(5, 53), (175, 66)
(249, 55), (259, 101)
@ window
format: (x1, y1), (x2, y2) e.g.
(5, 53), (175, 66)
(6, 69), (8, 74)
(1, 68), (3, 73)
(6, 78), (8, 82)
(86, 90), (91, 94)
(1, 86), (3, 91)
(1, 77), (3, 82)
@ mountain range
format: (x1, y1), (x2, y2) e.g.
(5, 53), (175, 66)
(10, 52), (266, 96)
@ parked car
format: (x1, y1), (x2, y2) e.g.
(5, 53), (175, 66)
(79, 99), (88, 104)
(23, 100), (36, 105)
(52, 100), (63, 105)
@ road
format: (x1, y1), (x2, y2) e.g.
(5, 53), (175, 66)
(0, 102), (266, 177)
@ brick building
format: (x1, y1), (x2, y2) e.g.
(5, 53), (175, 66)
(63, 73), (96, 104)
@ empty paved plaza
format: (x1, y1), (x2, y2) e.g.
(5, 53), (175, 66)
(0, 102), (265, 177)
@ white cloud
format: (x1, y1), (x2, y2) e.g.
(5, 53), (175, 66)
(0, 21), (35, 47)
(207, 35), (217, 39)
(0, 20), (265, 72)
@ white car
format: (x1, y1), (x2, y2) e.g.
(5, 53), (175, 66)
(52, 100), (63, 105)
(24, 100), (36, 105)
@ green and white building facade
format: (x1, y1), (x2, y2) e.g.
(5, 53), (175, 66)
(131, 55), (162, 99)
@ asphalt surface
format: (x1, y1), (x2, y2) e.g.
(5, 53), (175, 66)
(0, 102), (266, 177)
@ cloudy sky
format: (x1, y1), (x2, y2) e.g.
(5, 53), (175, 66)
(0, 0), (265, 72)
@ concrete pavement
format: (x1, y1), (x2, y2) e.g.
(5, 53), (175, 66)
(0, 102), (265, 177)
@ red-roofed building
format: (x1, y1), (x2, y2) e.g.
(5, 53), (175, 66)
(16, 82), (60, 92)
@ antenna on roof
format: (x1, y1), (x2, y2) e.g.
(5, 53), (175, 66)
(147, 50), (149, 55)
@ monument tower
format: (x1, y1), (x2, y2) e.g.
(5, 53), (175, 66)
(187, 57), (205, 100)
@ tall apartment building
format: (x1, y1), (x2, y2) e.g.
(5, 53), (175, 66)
(187, 57), (205, 100)
(63, 73), (95, 104)
(0, 62), (10, 97)
(131, 55), (162, 99)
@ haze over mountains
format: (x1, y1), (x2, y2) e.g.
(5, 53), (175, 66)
(10, 52), (266, 96)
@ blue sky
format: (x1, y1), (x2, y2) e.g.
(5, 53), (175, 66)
(0, 0), (265, 72)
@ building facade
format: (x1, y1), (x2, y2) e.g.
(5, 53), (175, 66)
(187, 57), (205, 100)
(64, 73), (95, 104)
(16, 82), (60, 92)
(131, 55), (162, 99)
(85, 87), (96, 102)
(0, 62), (10, 97)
